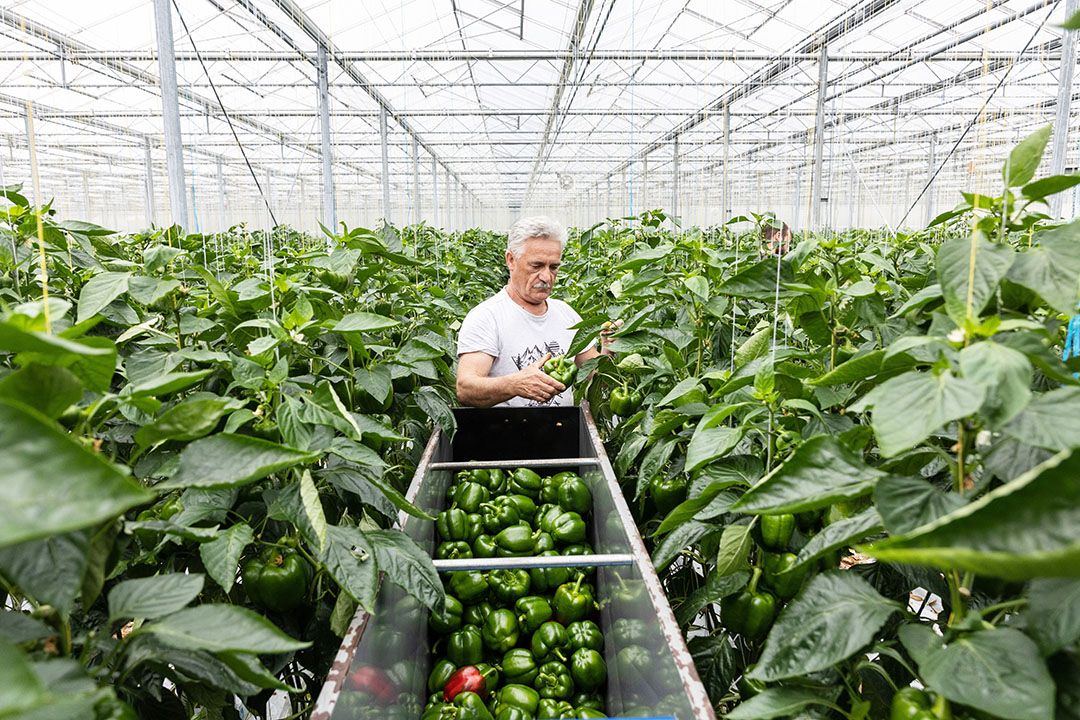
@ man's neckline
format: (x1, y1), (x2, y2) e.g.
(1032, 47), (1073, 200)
(503, 286), (548, 317)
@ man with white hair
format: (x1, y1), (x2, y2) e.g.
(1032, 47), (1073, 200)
(456, 216), (616, 408)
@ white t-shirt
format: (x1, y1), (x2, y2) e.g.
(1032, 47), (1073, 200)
(457, 288), (583, 408)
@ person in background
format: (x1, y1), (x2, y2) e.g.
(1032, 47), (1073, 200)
(455, 216), (620, 408)
(761, 222), (792, 257)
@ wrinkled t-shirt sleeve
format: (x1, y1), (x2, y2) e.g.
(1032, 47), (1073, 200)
(458, 305), (499, 357)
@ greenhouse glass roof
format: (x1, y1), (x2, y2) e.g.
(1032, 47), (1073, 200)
(0, 0), (1076, 232)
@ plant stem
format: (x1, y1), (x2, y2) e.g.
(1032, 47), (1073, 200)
(955, 422), (966, 496)
(947, 570), (965, 625)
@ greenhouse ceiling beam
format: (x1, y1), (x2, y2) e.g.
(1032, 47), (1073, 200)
(1050, 0), (1080, 216)
(153, 0), (187, 228)
(0, 49), (1063, 62)
(0, 7), (377, 183)
(522, 0), (596, 209)
(593, 0), (902, 193)
(259, 0), (473, 198)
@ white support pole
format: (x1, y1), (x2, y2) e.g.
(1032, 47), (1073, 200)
(1051, 0), (1080, 217)
(82, 171), (90, 219)
(925, 136), (937, 227)
(317, 45), (336, 232)
(642, 155), (649, 211)
(152, 0), (188, 229)
(810, 44), (828, 230)
(445, 168), (452, 230)
(432, 157), (439, 227)
(265, 169), (272, 230)
(792, 163), (803, 232)
(722, 104), (730, 221)
(671, 137), (679, 224)
(216, 158), (225, 231)
(412, 136), (420, 224)
(379, 106), (391, 224)
(606, 175), (611, 218)
(144, 139), (155, 227)
(848, 158), (856, 229)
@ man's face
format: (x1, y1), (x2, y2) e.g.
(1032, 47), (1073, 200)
(506, 237), (562, 307)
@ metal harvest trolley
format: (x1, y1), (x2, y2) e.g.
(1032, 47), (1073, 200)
(313, 405), (715, 720)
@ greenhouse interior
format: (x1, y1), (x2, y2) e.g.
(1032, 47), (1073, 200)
(2, 1), (1080, 720)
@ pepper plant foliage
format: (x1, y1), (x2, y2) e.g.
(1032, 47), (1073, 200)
(568, 128), (1080, 719)
(0, 206), (511, 717)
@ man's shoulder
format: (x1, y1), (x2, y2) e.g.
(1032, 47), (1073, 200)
(547, 297), (581, 320)
(464, 289), (509, 319)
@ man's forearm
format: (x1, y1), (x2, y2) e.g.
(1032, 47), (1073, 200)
(456, 373), (519, 407)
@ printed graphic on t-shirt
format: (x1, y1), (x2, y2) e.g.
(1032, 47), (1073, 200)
(513, 342), (566, 407)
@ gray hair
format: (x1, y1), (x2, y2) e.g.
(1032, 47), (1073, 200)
(507, 216), (567, 258)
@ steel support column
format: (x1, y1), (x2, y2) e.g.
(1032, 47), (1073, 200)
(671, 138), (679, 223)
(722, 105), (730, 221)
(432, 157), (439, 227)
(925, 136), (937, 226)
(317, 45), (336, 233)
(379, 106), (391, 223)
(152, 0), (188, 228)
(412, 137), (420, 224)
(1051, 0), (1080, 217)
(810, 44), (829, 229)
(144, 139), (155, 227)
(217, 158), (225, 231)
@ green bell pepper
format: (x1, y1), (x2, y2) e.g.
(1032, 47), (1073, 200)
(529, 551), (571, 593)
(480, 501), (520, 533)
(566, 620), (603, 651)
(649, 475), (688, 516)
(241, 544), (311, 612)
(530, 621), (570, 664)
(502, 494), (537, 522)
(553, 576), (594, 624)
(515, 596), (553, 634)
(495, 684), (540, 715)
(492, 709), (530, 720)
(490, 569), (531, 604)
(462, 601), (493, 628)
(473, 534), (498, 558)
(495, 525), (536, 556)
(890, 687), (951, 720)
(475, 663), (500, 693)
(430, 595), (464, 635)
(438, 541), (474, 560)
(570, 692), (603, 710)
(550, 511), (586, 544)
(437, 508), (470, 542)
(611, 618), (647, 647)
(574, 708), (607, 719)
(533, 531), (556, 553)
(542, 355), (576, 386)
(501, 648), (539, 685)
(449, 571), (490, 605)
(757, 513), (796, 551)
(569, 648), (606, 692)
(428, 658), (458, 693)
(556, 477), (592, 516)
(509, 468), (543, 499)
(533, 661), (573, 699)
(537, 504), (565, 533)
(486, 469), (508, 494)
(721, 568), (777, 640)
(482, 608), (521, 653)
(538, 473), (568, 504)
(465, 513), (484, 542)
(537, 699), (574, 719)
(454, 482), (491, 514)
(447, 625), (484, 666)
(453, 692), (494, 720)
(762, 551), (810, 600)
(609, 384), (642, 416)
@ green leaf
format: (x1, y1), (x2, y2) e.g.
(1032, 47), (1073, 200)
(76, 271), (130, 323)
(320, 464), (432, 521)
(687, 634), (740, 701)
(1005, 219), (1080, 314)
(874, 477), (966, 535)
(617, 243), (674, 270)
(415, 386), (456, 438)
(899, 623), (1054, 720)
(135, 398), (233, 447)
(124, 370), (212, 399)
(333, 312), (399, 333)
(1022, 174), (1080, 200)
(958, 341), (1032, 429)
(734, 327), (771, 369)
(715, 258), (795, 301)
(0, 612), (52, 645)
(657, 378), (704, 407)
(714, 523), (754, 577)
(651, 520), (715, 571)
(1004, 387), (1080, 451)
(1063, 9), (1080, 29)
(0, 532), (89, 616)
(0, 638), (46, 716)
(0, 364), (82, 419)
(732, 435), (888, 514)
(319, 525), (378, 611)
(936, 233), (1015, 326)
(198, 523), (253, 593)
(656, 485), (735, 536)
(860, 370), (985, 458)
(891, 283), (943, 317)
(0, 400), (153, 547)
(1025, 578), (1080, 655)
(726, 687), (834, 719)
(159, 434), (320, 489)
(676, 572), (750, 627)
(298, 471), (328, 551)
(1004, 125), (1051, 187)
(141, 604), (310, 653)
(366, 530), (443, 610)
(809, 350), (884, 386)
(635, 438), (676, 500)
(750, 572), (901, 681)
(107, 573), (205, 622)
(789, 508), (883, 573)
(865, 449), (1080, 579)
(683, 275), (710, 300)
(685, 426), (743, 474)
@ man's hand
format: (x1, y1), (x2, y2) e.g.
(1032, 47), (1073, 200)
(599, 319), (624, 355)
(512, 352), (565, 403)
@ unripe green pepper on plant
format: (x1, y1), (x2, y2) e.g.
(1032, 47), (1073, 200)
(756, 512), (796, 551)
(721, 567), (777, 640)
(890, 686), (952, 719)
(609, 384), (642, 416)
(648, 475), (688, 516)
(761, 551), (811, 600)
(241, 542), (311, 612)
